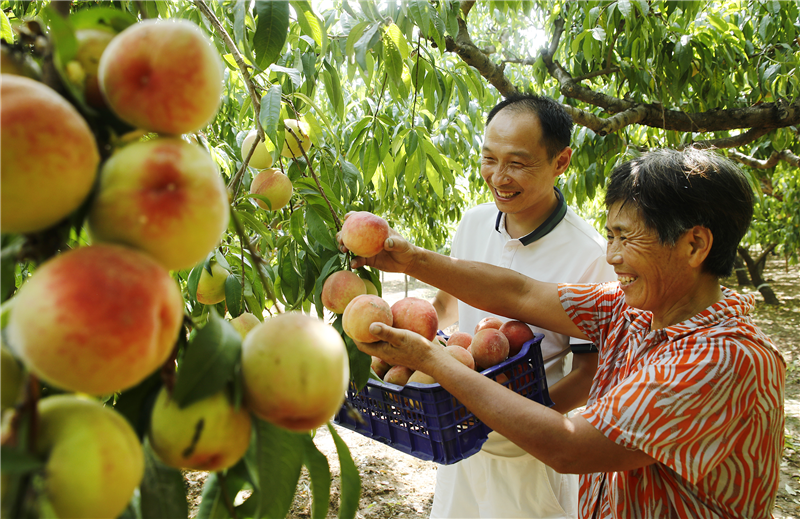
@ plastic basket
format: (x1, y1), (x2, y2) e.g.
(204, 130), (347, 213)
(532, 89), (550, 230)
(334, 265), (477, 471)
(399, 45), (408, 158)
(333, 334), (552, 465)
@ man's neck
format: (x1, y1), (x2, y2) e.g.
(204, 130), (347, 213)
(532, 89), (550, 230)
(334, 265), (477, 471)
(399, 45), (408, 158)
(503, 193), (560, 240)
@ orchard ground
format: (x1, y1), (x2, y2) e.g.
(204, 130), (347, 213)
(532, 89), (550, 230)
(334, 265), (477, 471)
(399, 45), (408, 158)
(185, 256), (800, 518)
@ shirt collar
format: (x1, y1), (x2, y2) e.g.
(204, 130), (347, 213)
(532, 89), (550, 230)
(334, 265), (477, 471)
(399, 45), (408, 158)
(494, 187), (568, 246)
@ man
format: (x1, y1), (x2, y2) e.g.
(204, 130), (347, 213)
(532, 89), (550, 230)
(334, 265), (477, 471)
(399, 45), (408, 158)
(429, 94), (615, 518)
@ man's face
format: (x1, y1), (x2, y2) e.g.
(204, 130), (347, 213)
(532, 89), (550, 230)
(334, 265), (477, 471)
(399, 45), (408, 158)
(480, 109), (570, 217)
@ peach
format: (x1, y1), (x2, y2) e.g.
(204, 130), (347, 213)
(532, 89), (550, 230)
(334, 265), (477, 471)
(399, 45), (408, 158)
(371, 356), (392, 379)
(34, 395), (143, 519)
(281, 118), (312, 158)
(149, 388), (252, 471)
(229, 312), (262, 339)
(474, 316), (503, 334)
(470, 328), (510, 371)
(322, 270), (367, 314)
(241, 313), (349, 432)
(408, 370), (436, 385)
(250, 168), (293, 211)
(446, 331), (473, 349)
(342, 294), (393, 343)
(98, 19), (223, 134)
(241, 129), (274, 169)
(445, 345), (476, 370)
(499, 320), (535, 357)
(340, 212), (390, 258)
(383, 365), (413, 386)
(196, 261), (228, 305)
(391, 297), (439, 342)
(1, 75), (99, 234)
(87, 137), (230, 271)
(432, 335), (447, 347)
(5, 244), (184, 395)
(69, 28), (116, 108)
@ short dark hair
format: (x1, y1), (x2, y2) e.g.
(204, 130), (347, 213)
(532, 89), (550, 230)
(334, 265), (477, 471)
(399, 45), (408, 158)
(605, 148), (753, 278)
(485, 94), (573, 160)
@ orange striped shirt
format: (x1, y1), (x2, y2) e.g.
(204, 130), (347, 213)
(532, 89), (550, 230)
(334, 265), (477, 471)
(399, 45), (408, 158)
(559, 282), (785, 518)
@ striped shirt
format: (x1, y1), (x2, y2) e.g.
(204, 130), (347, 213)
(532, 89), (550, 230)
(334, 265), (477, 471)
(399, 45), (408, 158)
(559, 282), (785, 518)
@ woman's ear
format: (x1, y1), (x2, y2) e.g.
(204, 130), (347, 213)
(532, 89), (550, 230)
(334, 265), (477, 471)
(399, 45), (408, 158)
(684, 226), (714, 268)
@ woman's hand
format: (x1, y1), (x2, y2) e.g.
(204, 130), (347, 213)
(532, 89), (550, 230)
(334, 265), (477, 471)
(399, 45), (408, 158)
(353, 322), (445, 375)
(336, 213), (420, 274)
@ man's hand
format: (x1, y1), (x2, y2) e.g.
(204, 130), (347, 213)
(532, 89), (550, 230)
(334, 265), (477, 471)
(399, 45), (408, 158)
(336, 213), (419, 274)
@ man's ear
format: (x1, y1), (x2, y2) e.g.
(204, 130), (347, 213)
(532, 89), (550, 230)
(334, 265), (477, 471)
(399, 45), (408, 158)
(685, 226), (714, 268)
(553, 147), (572, 177)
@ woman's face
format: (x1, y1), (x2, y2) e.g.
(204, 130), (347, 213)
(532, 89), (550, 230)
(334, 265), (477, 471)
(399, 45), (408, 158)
(605, 202), (692, 322)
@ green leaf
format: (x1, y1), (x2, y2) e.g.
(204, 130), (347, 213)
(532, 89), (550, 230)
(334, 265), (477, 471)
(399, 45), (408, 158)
(270, 65), (303, 88)
(255, 420), (306, 519)
(172, 311), (242, 408)
(140, 441), (189, 519)
(225, 274), (243, 318)
(69, 7), (136, 31)
(382, 28), (404, 89)
(306, 207), (338, 251)
(361, 138), (380, 185)
(322, 60), (345, 121)
(253, 0), (290, 68)
(354, 22), (381, 71)
(187, 261), (205, 301)
(345, 21), (368, 57)
(259, 84), (283, 149)
(301, 436), (331, 519)
(0, 446), (45, 474)
(290, 1), (327, 54)
(384, 23), (408, 59)
(327, 424), (361, 519)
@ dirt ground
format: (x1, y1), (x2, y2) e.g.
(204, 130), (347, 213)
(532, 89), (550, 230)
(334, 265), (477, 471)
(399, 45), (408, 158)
(186, 256), (800, 518)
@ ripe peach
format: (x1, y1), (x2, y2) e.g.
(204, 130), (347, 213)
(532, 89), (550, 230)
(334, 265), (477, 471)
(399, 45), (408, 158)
(408, 370), (436, 385)
(6, 244), (184, 395)
(342, 294), (393, 343)
(321, 270), (367, 314)
(445, 345), (475, 370)
(34, 395), (143, 519)
(98, 18), (223, 134)
(470, 328), (510, 371)
(229, 312), (261, 339)
(87, 137), (230, 271)
(340, 212), (390, 258)
(69, 28), (116, 109)
(241, 313), (349, 432)
(1, 75), (99, 234)
(474, 316), (503, 334)
(149, 388), (252, 471)
(371, 356), (392, 379)
(383, 365), (413, 386)
(446, 331), (473, 349)
(499, 320), (535, 357)
(250, 168), (293, 211)
(196, 261), (228, 305)
(391, 297), (439, 342)
(241, 129), (274, 169)
(281, 118), (312, 158)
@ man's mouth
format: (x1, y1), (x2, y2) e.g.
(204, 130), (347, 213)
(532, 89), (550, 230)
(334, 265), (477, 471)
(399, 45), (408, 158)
(493, 188), (520, 201)
(618, 276), (637, 286)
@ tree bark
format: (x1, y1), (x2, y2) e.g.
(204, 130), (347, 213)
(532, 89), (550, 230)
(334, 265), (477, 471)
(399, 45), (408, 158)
(737, 246), (780, 305)
(732, 256), (750, 287)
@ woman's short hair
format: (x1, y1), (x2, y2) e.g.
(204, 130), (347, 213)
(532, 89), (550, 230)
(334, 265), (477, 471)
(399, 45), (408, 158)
(605, 148), (753, 278)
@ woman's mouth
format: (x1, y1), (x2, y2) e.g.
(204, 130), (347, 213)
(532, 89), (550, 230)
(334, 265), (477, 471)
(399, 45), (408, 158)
(618, 275), (638, 286)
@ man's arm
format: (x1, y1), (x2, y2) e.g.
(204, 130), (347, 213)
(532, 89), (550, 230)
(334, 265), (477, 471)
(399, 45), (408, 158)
(432, 290), (459, 330)
(358, 323), (655, 474)
(548, 350), (598, 414)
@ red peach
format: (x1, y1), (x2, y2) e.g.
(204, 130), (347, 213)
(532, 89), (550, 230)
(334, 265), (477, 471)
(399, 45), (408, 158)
(342, 295), (393, 343)
(250, 168), (293, 211)
(390, 297), (439, 342)
(499, 320), (535, 357)
(474, 316), (504, 334)
(229, 312), (261, 339)
(383, 365), (413, 386)
(321, 270), (367, 314)
(445, 345), (475, 370)
(470, 328), (510, 371)
(341, 212), (390, 258)
(371, 356), (392, 379)
(98, 19), (223, 134)
(6, 245), (184, 395)
(408, 371), (437, 385)
(446, 331), (473, 349)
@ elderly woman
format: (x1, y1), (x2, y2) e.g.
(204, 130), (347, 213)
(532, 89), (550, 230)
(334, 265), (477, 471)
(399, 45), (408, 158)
(344, 148), (784, 518)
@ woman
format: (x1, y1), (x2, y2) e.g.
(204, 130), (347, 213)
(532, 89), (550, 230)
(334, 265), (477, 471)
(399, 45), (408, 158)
(342, 148), (784, 518)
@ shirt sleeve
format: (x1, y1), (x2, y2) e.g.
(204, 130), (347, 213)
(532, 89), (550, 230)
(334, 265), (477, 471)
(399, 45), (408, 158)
(558, 282), (622, 348)
(581, 335), (762, 483)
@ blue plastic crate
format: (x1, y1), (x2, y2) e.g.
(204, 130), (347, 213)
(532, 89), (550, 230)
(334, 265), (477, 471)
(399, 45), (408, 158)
(333, 334), (552, 465)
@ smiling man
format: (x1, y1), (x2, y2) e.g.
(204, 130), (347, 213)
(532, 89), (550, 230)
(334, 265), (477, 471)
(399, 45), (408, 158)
(430, 94), (615, 518)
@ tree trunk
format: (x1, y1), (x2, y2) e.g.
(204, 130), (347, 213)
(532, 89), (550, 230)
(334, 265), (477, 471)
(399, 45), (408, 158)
(733, 256), (750, 286)
(737, 246), (780, 305)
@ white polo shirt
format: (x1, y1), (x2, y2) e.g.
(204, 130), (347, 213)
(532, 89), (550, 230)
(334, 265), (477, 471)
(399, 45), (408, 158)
(431, 190), (616, 519)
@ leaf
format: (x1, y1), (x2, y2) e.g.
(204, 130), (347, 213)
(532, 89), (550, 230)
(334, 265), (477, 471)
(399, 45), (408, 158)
(255, 420), (306, 519)
(259, 84), (283, 149)
(290, 1), (327, 55)
(354, 22), (381, 71)
(382, 27), (404, 89)
(0, 446), (45, 474)
(618, 0), (632, 19)
(253, 1), (290, 68)
(270, 64), (303, 88)
(332, 317), (371, 390)
(361, 138), (380, 185)
(172, 311), (242, 408)
(306, 207), (338, 251)
(327, 424), (361, 519)
(300, 436), (331, 519)
(140, 441), (189, 519)
(345, 21), (368, 57)
(195, 473), (228, 519)
(225, 274), (243, 318)
(590, 27), (606, 42)
(322, 60), (345, 121)
(384, 23), (408, 59)
(187, 261), (205, 301)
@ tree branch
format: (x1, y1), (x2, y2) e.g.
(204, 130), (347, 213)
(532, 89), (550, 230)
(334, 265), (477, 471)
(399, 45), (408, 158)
(444, 17), (518, 96)
(728, 148), (800, 168)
